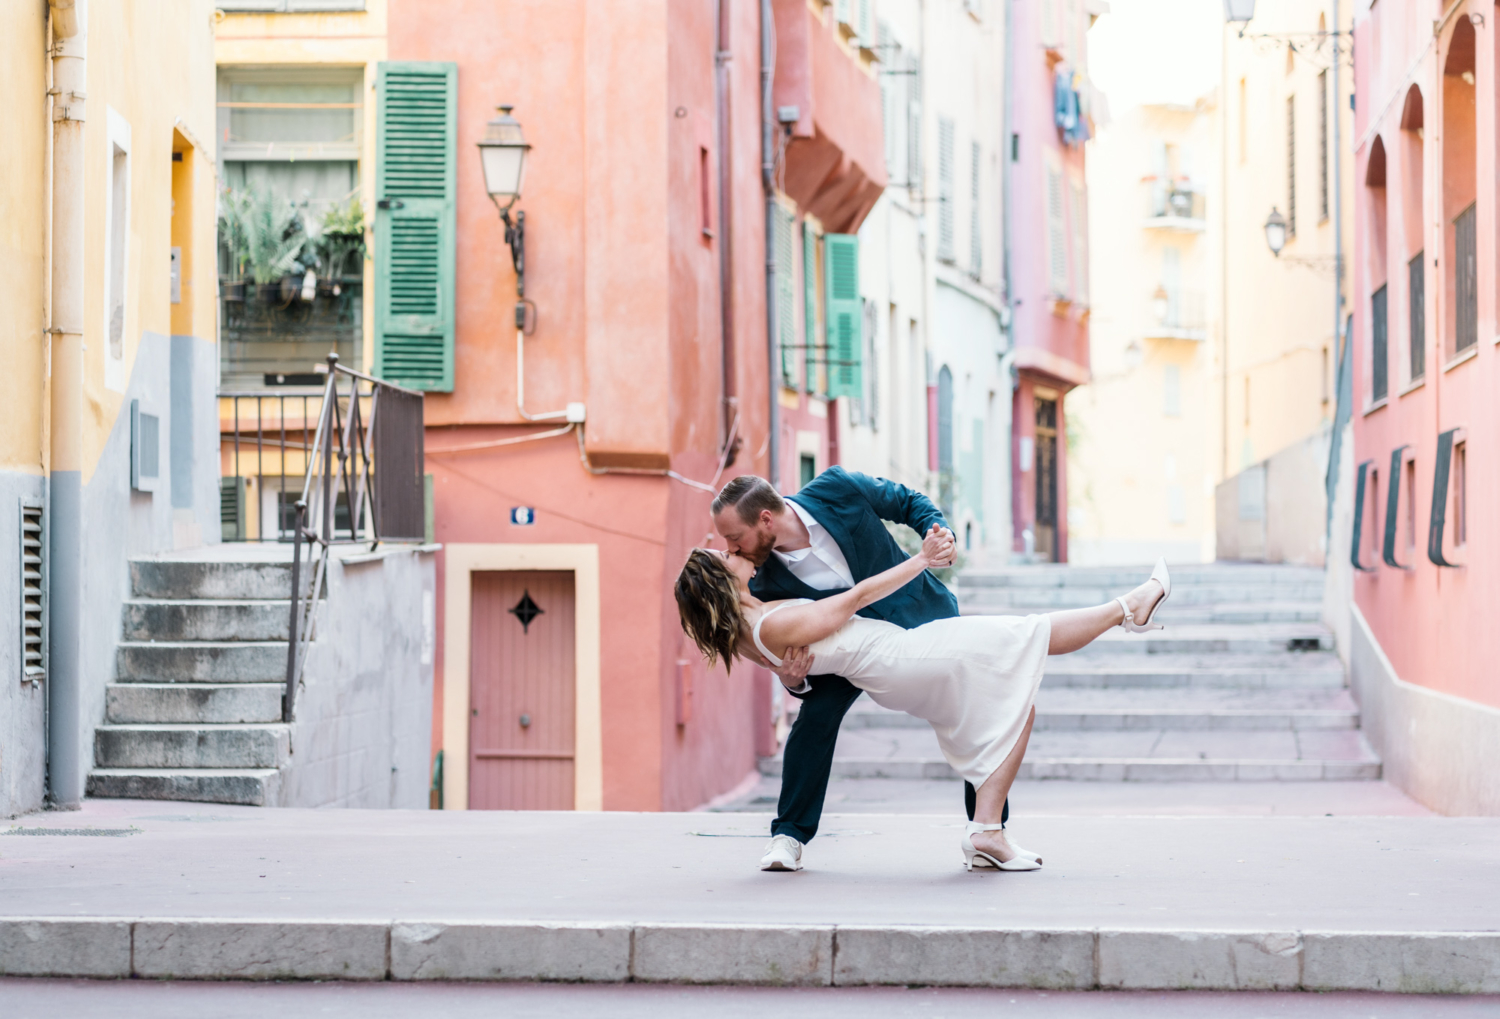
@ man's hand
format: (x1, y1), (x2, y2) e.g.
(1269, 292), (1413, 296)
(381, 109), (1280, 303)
(772, 645), (815, 689)
(922, 523), (957, 569)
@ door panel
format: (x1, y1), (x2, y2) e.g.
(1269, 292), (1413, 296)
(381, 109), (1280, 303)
(469, 570), (575, 810)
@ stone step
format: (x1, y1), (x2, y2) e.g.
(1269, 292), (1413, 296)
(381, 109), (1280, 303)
(105, 683), (284, 724)
(116, 641), (288, 683)
(130, 558), (303, 600)
(1061, 624), (1334, 656)
(94, 723), (290, 769)
(959, 585), (1326, 609)
(758, 756), (1381, 781)
(956, 565), (1326, 588)
(1040, 659), (1346, 689)
(86, 767), (282, 806)
(961, 600), (1327, 624)
(122, 600), (291, 642)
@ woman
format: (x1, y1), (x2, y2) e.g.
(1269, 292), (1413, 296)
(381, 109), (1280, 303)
(675, 526), (1170, 871)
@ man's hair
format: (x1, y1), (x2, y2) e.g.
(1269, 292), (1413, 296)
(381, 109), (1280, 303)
(712, 475), (785, 524)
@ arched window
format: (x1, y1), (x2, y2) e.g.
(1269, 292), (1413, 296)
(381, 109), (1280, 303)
(1443, 17), (1478, 358)
(1400, 85), (1427, 381)
(1367, 136), (1390, 402)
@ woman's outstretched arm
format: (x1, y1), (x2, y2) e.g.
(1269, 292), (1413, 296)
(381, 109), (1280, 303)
(758, 525), (952, 653)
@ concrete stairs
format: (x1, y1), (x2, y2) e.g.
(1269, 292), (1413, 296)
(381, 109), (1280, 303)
(759, 562), (1381, 783)
(87, 553), (305, 806)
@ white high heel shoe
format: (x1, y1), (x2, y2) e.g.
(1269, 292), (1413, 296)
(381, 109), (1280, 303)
(1116, 557), (1171, 633)
(965, 828), (1042, 867)
(962, 822), (1041, 872)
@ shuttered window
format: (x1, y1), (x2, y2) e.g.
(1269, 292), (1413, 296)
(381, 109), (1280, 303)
(375, 62), (457, 392)
(1454, 203), (1477, 355)
(803, 224), (820, 393)
(1371, 284), (1388, 402)
(824, 234), (863, 399)
(1047, 164), (1067, 294)
(937, 117), (955, 263)
(1408, 251), (1425, 379)
(969, 141), (982, 277)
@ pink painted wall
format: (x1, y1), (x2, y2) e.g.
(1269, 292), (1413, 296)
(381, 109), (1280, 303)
(1351, 1), (1500, 711)
(392, 0), (784, 810)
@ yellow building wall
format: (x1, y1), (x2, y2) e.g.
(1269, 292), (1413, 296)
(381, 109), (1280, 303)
(0, 4), (50, 475)
(75, 0), (220, 483)
(214, 2), (388, 375)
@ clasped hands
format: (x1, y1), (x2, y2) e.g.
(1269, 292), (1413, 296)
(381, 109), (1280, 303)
(764, 524), (957, 690)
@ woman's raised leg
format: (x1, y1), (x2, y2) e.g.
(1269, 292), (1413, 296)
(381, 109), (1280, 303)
(1045, 576), (1164, 656)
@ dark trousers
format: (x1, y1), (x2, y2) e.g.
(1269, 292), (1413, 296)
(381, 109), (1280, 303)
(771, 675), (1008, 843)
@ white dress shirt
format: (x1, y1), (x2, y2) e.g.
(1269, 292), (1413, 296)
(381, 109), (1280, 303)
(772, 499), (855, 590)
(768, 500), (853, 694)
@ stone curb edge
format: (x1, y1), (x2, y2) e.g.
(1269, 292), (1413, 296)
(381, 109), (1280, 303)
(1, 918), (1497, 993)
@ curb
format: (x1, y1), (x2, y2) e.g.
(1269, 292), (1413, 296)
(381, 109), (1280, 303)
(2, 918), (1498, 992)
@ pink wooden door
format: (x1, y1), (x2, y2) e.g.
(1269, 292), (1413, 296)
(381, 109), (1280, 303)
(469, 571), (576, 809)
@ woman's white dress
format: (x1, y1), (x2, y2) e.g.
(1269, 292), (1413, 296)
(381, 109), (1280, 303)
(754, 602), (1050, 787)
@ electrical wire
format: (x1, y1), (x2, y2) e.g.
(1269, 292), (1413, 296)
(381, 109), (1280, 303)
(425, 423), (575, 455)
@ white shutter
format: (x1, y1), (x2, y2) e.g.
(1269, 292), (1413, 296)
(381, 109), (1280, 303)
(937, 117), (955, 263)
(1047, 164), (1067, 294)
(970, 141), (983, 277)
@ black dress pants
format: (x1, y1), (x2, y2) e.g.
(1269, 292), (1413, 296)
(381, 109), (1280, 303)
(771, 675), (1008, 843)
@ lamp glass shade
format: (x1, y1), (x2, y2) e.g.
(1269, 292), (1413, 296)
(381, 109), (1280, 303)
(477, 105), (531, 202)
(1223, 0), (1255, 23)
(1263, 208), (1288, 255)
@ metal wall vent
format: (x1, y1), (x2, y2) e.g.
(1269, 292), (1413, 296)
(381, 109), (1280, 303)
(1, 827), (139, 837)
(20, 500), (43, 686)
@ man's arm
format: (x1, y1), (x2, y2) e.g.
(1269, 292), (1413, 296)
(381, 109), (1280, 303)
(847, 470), (950, 547)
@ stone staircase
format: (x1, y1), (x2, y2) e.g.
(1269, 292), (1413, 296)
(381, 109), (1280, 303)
(87, 553), (305, 806)
(760, 562), (1381, 783)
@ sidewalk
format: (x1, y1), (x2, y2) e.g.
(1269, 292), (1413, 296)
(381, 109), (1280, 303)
(2, 800), (1497, 991)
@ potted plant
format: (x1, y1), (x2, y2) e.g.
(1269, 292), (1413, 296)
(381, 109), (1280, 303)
(313, 197), (366, 292)
(216, 186), (252, 302)
(236, 185), (307, 304)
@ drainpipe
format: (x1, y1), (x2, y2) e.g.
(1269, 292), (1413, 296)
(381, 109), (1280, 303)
(1331, 0), (1343, 398)
(760, 0), (780, 489)
(47, 0), (87, 808)
(716, 0), (738, 455)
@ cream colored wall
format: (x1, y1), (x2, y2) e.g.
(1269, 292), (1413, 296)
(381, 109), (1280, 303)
(1071, 103), (1219, 565)
(1222, 0), (1354, 477)
(214, 2), (388, 374)
(71, 0), (220, 483)
(0, 4), (49, 474)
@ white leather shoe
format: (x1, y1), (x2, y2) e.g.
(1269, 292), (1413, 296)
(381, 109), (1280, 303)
(964, 825), (1042, 866)
(962, 822), (1041, 872)
(1117, 557), (1172, 633)
(759, 833), (804, 871)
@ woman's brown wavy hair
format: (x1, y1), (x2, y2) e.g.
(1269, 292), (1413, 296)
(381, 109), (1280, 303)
(675, 549), (745, 668)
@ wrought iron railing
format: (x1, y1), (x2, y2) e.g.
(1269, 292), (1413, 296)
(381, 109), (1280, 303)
(276, 353), (425, 722)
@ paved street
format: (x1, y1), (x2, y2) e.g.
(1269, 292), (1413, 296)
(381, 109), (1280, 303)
(4, 979), (1499, 1019)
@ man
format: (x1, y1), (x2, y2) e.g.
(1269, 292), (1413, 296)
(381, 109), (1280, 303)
(712, 468), (1007, 871)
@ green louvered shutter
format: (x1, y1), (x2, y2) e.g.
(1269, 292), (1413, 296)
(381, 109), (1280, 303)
(774, 205), (797, 386)
(375, 62), (456, 392)
(824, 233), (862, 399)
(803, 224), (819, 393)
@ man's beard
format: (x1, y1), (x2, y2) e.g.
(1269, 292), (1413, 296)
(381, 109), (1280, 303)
(740, 528), (777, 567)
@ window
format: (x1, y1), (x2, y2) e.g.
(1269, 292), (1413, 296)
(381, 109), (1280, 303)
(1286, 96), (1297, 238)
(1454, 441), (1467, 545)
(1163, 364), (1181, 416)
(104, 107), (132, 394)
(1368, 469), (1381, 559)
(800, 454), (816, 489)
(970, 141), (983, 277)
(1047, 163), (1067, 294)
(217, 66), (366, 389)
(1405, 457), (1417, 551)
(1071, 179), (1088, 304)
(936, 365), (954, 518)
(1371, 285), (1388, 401)
(937, 117), (956, 262)
(21, 502), (43, 686)
(1408, 251), (1425, 379)
(1453, 203), (1478, 355)
(1319, 70), (1329, 221)
(774, 205), (797, 386)
(699, 147), (713, 239)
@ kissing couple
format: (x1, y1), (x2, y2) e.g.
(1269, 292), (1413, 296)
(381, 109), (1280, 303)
(675, 468), (1170, 873)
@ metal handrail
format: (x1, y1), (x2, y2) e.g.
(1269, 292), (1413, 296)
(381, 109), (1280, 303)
(282, 352), (425, 723)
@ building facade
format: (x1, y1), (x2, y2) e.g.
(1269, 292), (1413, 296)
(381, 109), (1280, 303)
(839, 0), (1011, 562)
(1331, 0), (1500, 813)
(1006, 0), (1100, 562)
(1, 0), (224, 815)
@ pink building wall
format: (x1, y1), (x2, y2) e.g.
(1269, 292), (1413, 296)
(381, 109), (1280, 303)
(393, 0), (884, 810)
(1351, 1), (1499, 716)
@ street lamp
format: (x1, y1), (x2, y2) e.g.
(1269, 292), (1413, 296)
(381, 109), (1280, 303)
(477, 105), (532, 302)
(1264, 207), (1288, 257)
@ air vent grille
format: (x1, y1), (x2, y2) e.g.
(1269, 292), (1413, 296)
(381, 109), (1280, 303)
(21, 501), (43, 686)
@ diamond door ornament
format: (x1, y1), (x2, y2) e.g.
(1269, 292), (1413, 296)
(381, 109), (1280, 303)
(509, 590), (544, 633)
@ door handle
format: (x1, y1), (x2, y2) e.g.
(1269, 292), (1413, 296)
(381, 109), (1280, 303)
(377, 198), (405, 210)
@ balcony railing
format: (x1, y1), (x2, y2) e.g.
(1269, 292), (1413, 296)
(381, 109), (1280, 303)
(1149, 289), (1207, 340)
(1144, 183), (1206, 228)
